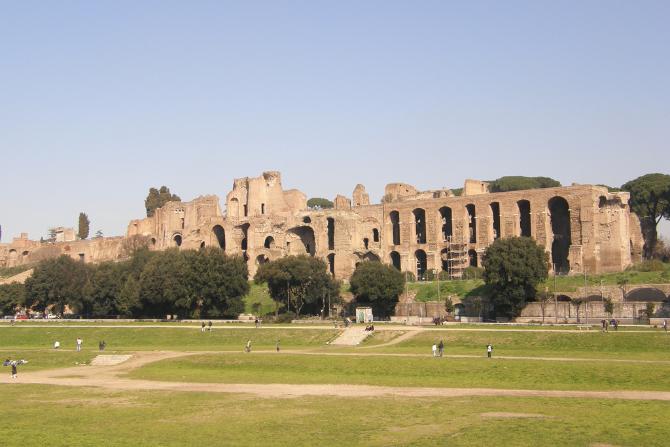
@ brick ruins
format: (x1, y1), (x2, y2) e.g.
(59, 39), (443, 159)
(1, 171), (644, 280)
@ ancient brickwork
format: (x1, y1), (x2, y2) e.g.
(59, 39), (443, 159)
(1, 172), (643, 281)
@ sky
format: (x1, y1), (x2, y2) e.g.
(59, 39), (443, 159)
(1, 1), (669, 242)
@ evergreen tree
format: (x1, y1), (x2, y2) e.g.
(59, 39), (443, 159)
(145, 186), (181, 217)
(78, 212), (90, 239)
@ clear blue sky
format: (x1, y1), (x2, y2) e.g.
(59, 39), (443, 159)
(1, 1), (669, 241)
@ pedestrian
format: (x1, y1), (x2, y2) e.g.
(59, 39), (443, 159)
(53, 341), (60, 349)
(76, 337), (82, 352)
(487, 344), (493, 358)
(99, 341), (104, 351)
(208, 320), (213, 332)
(601, 319), (606, 332)
(201, 322), (206, 333)
(614, 319), (619, 331)
(276, 339), (280, 352)
(663, 319), (667, 333)
(604, 319), (609, 332)
(438, 340), (444, 357)
(11, 361), (17, 379)
(255, 318), (259, 328)
(432, 343), (437, 357)
(245, 339), (252, 353)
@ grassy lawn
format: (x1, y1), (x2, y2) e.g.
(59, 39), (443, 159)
(242, 282), (276, 315)
(0, 350), (94, 371)
(365, 330), (670, 360)
(0, 327), (338, 351)
(2, 384), (668, 446)
(128, 352), (670, 391)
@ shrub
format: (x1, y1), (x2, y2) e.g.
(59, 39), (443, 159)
(627, 260), (666, 272)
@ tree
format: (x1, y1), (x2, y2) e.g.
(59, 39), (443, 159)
(572, 298), (584, 323)
(617, 274), (630, 302)
(182, 248), (249, 318)
(94, 230), (104, 239)
(0, 283), (25, 315)
(622, 173), (670, 259)
(255, 256), (339, 317)
(145, 186), (181, 217)
(78, 212), (90, 240)
(307, 198), (334, 210)
(138, 249), (192, 317)
(349, 262), (405, 318)
(24, 255), (91, 315)
(488, 176), (561, 193)
(121, 235), (151, 258)
(536, 290), (552, 324)
(603, 297), (615, 318)
(444, 296), (455, 315)
(645, 302), (656, 319)
(482, 237), (549, 318)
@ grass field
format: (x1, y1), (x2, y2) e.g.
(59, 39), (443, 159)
(3, 385), (669, 446)
(2, 323), (670, 446)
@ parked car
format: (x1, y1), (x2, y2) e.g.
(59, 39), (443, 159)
(15, 315), (28, 320)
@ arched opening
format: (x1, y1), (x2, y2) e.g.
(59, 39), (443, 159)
(517, 200), (531, 237)
(327, 218), (335, 250)
(229, 198), (239, 219)
(466, 204), (476, 243)
(180, 217), (185, 229)
(264, 236), (275, 249)
(327, 253), (335, 276)
(151, 237), (157, 246)
(415, 250), (427, 279)
(240, 224), (249, 251)
(22, 251), (29, 258)
(288, 226), (316, 256)
(173, 234), (182, 247)
(212, 225), (226, 250)
(439, 206), (453, 241)
(8, 249), (17, 266)
(549, 196), (571, 273)
(243, 204), (248, 217)
(626, 288), (666, 302)
(200, 241), (206, 249)
(372, 228), (379, 242)
(413, 208), (426, 244)
(490, 202), (501, 240)
(390, 211), (400, 245)
(261, 203), (265, 214)
(363, 238), (369, 249)
(390, 251), (401, 270)
(440, 248), (450, 272)
(556, 295), (572, 302)
(468, 249), (478, 267)
(598, 196), (607, 208)
(256, 254), (269, 265)
(303, 216), (311, 224)
(362, 252), (380, 262)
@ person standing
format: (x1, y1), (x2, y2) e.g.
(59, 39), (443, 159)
(53, 341), (60, 349)
(438, 340), (444, 357)
(432, 343), (437, 357)
(276, 339), (280, 352)
(11, 361), (17, 379)
(487, 344), (493, 358)
(201, 322), (206, 333)
(663, 319), (667, 333)
(76, 337), (82, 352)
(245, 339), (252, 353)
(208, 321), (213, 332)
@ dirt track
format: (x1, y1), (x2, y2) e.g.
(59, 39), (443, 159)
(3, 350), (670, 401)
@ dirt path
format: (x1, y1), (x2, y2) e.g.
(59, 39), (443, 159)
(3, 350), (670, 401)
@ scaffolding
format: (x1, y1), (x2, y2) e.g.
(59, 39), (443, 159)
(442, 235), (468, 279)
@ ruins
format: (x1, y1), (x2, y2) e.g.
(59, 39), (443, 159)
(1, 171), (644, 280)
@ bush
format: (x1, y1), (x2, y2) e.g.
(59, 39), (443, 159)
(274, 311), (296, 323)
(403, 272), (416, 282)
(462, 266), (484, 280)
(627, 260), (666, 272)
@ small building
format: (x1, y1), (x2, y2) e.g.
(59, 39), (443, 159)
(356, 307), (373, 323)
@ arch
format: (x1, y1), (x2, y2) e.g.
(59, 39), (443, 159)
(327, 253), (335, 276)
(517, 200), (531, 237)
(288, 226), (316, 256)
(21, 250), (29, 258)
(327, 218), (335, 250)
(598, 196), (607, 208)
(390, 251), (401, 270)
(256, 254), (269, 265)
(8, 249), (17, 266)
(264, 236), (275, 249)
(239, 223), (249, 251)
(490, 202), (501, 240)
(173, 234), (182, 247)
(390, 211), (400, 245)
(468, 249), (478, 267)
(372, 228), (379, 242)
(363, 238), (369, 250)
(439, 206), (453, 241)
(549, 196), (571, 273)
(626, 287), (667, 302)
(229, 198), (239, 219)
(212, 225), (226, 250)
(200, 241), (206, 249)
(151, 237), (157, 246)
(466, 204), (476, 243)
(440, 248), (450, 272)
(556, 294), (572, 302)
(303, 216), (312, 224)
(362, 251), (380, 262)
(413, 208), (426, 244)
(415, 249), (427, 279)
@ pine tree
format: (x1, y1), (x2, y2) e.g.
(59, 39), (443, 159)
(78, 212), (90, 240)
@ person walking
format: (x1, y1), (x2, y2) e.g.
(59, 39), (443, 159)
(245, 339), (252, 353)
(663, 319), (667, 333)
(208, 321), (213, 332)
(432, 343), (437, 357)
(11, 361), (17, 379)
(276, 339), (280, 352)
(76, 337), (82, 352)
(487, 344), (493, 358)
(201, 322), (206, 333)
(438, 340), (444, 357)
